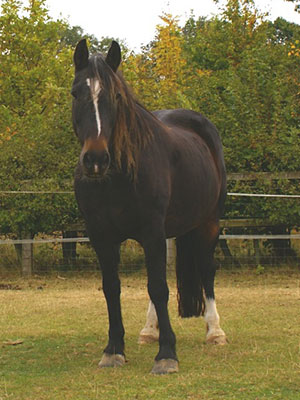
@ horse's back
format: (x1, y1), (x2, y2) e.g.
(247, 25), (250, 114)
(155, 109), (226, 184)
(154, 109), (225, 170)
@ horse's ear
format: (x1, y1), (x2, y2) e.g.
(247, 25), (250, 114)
(105, 41), (121, 72)
(74, 39), (89, 72)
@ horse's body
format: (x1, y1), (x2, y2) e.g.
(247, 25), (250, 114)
(76, 108), (224, 241)
(72, 40), (227, 374)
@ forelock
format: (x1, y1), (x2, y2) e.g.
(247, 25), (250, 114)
(88, 54), (117, 93)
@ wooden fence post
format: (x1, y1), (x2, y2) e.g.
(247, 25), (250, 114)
(253, 239), (261, 266)
(21, 233), (33, 277)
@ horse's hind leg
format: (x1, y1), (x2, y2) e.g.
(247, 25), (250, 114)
(139, 300), (159, 344)
(197, 222), (227, 345)
(176, 223), (227, 344)
(204, 297), (227, 345)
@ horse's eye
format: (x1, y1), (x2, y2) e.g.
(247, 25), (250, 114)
(116, 92), (121, 100)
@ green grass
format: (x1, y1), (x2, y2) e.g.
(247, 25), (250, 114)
(0, 269), (300, 399)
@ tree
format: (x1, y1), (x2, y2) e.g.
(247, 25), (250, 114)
(181, 0), (300, 224)
(0, 0), (79, 235)
(124, 13), (187, 110)
(61, 24), (128, 55)
(123, 1), (300, 225)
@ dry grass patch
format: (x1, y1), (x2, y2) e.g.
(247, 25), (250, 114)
(0, 269), (299, 399)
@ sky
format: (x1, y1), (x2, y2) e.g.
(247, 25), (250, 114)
(17, 0), (300, 50)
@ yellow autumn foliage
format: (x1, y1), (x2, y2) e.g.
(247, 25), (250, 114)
(124, 13), (187, 110)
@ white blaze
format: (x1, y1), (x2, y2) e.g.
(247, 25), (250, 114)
(86, 78), (101, 136)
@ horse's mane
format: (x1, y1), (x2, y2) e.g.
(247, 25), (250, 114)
(90, 54), (155, 176)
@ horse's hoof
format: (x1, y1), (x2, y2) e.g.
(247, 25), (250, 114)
(206, 332), (228, 345)
(138, 333), (159, 345)
(139, 326), (159, 345)
(151, 359), (179, 375)
(98, 353), (126, 368)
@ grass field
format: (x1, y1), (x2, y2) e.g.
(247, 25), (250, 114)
(0, 268), (300, 400)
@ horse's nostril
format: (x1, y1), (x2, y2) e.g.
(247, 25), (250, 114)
(103, 152), (110, 166)
(83, 152), (93, 169)
(82, 150), (110, 175)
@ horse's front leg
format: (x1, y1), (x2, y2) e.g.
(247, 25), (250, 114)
(142, 226), (179, 374)
(95, 242), (126, 368)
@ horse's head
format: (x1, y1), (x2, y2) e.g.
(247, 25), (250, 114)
(71, 39), (121, 179)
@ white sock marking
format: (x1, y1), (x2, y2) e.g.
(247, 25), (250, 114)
(86, 78), (101, 136)
(204, 297), (226, 341)
(139, 300), (159, 341)
(145, 301), (158, 329)
(204, 298), (220, 330)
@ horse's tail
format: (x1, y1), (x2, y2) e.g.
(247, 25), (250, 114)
(176, 231), (205, 318)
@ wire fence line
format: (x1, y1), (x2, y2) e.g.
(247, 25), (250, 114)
(0, 190), (73, 194)
(1, 190), (300, 198)
(0, 237), (90, 245)
(220, 234), (300, 240)
(227, 192), (300, 198)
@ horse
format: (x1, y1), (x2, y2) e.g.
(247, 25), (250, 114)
(71, 39), (227, 374)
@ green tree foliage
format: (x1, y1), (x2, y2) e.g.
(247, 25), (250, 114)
(124, 0), (300, 224)
(182, 1), (300, 171)
(1, 0), (299, 236)
(0, 0), (79, 235)
(61, 24), (128, 55)
(0, 0), (130, 237)
(123, 13), (187, 109)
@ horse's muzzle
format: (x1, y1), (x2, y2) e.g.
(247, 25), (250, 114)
(81, 138), (110, 178)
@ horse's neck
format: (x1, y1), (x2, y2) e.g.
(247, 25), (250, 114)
(135, 103), (165, 135)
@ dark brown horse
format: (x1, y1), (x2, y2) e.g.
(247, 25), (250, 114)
(71, 39), (227, 374)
